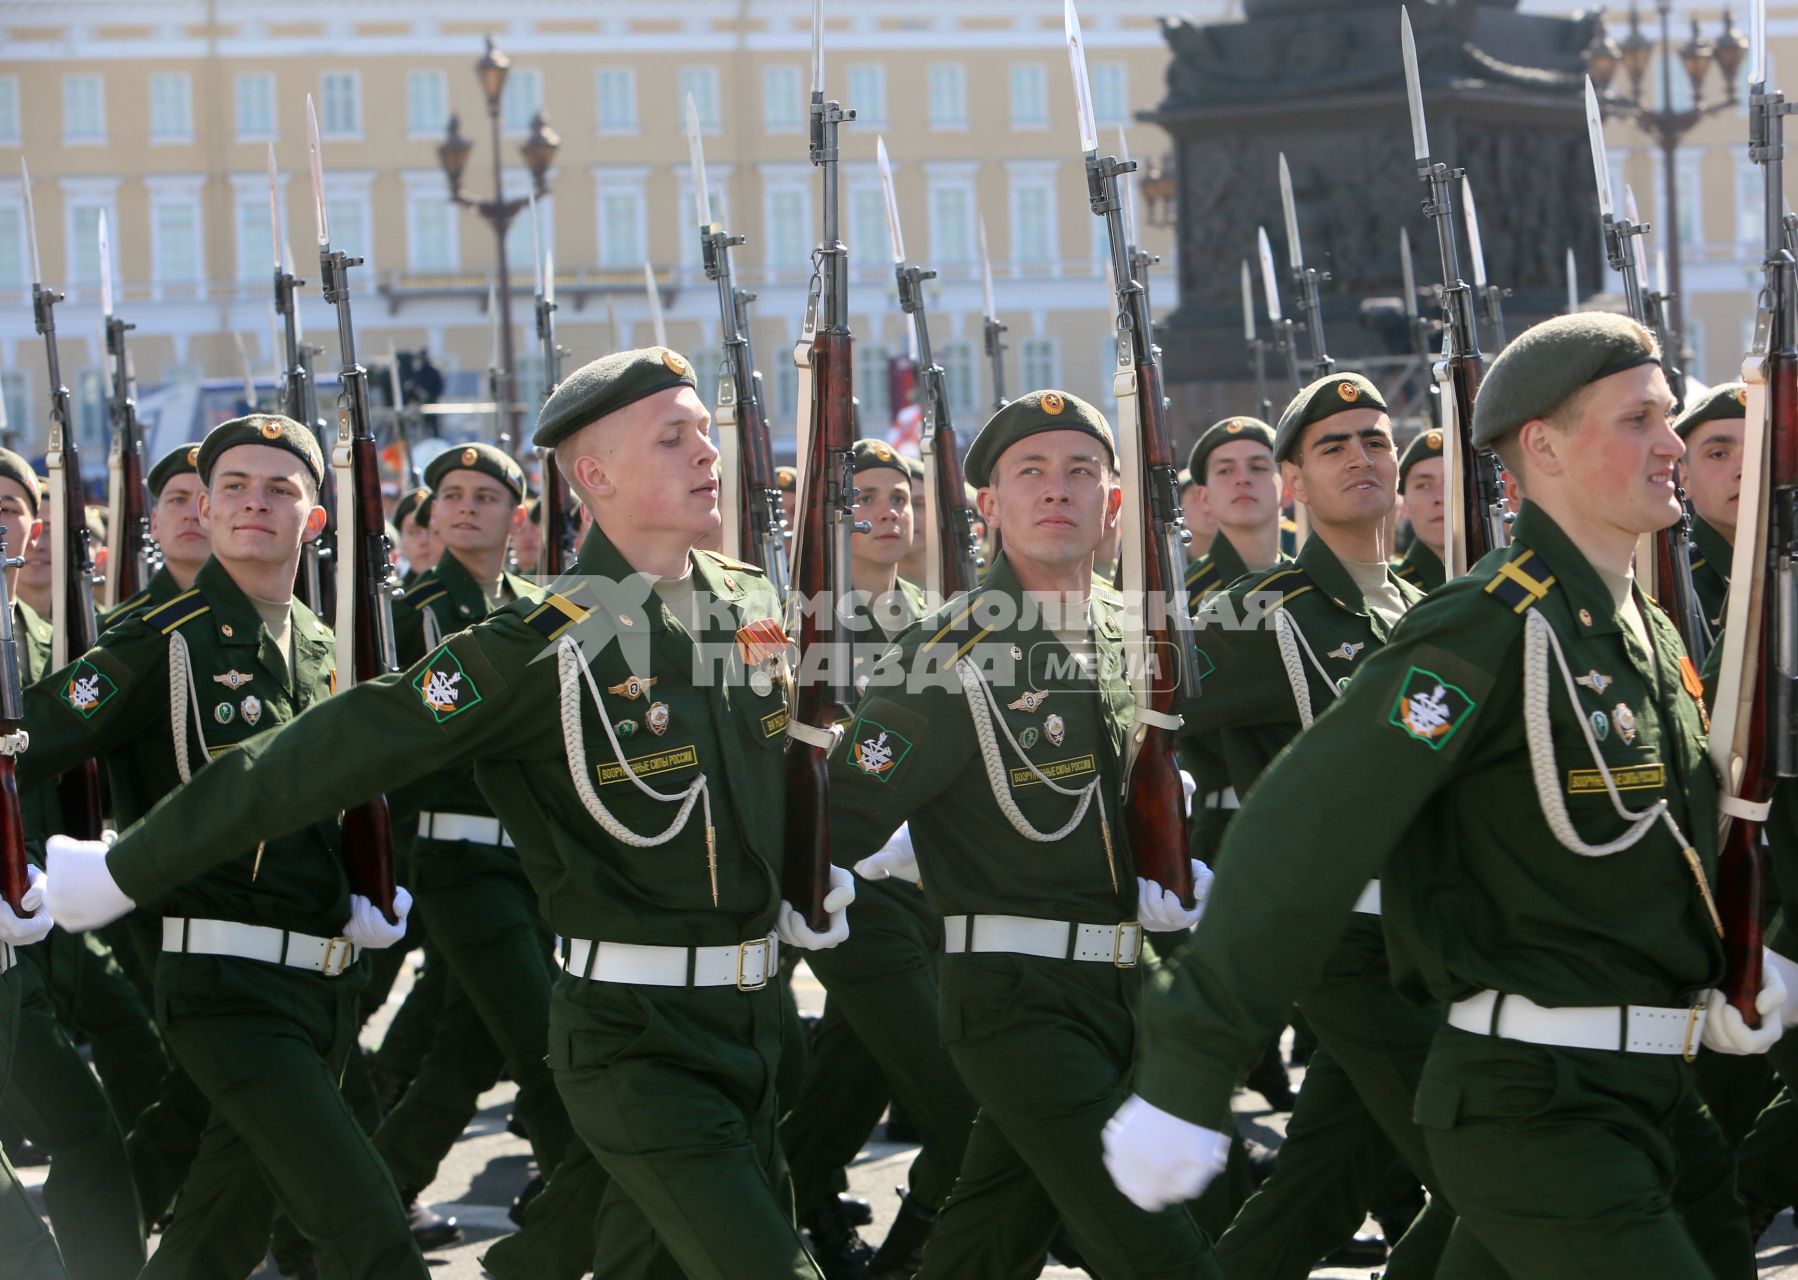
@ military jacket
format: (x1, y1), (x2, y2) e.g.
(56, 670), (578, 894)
(1392, 539), (1446, 593)
(1135, 503), (1723, 1129)
(103, 528), (789, 948)
(847, 577), (927, 696)
(1689, 515), (1730, 647)
(100, 565), (185, 633)
(829, 554), (1134, 923)
(20, 557), (347, 936)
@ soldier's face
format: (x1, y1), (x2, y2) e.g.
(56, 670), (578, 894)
(18, 497), (52, 590)
(0, 481), (41, 578)
(1180, 484), (1214, 545)
(1403, 456), (1446, 556)
(200, 445), (327, 567)
(1530, 363), (1682, 538)
(511, 514), (541, 568)
(1285, 410), (1397, 529)
(573, 387), (721, 543)
(1681, 418), (1744, 540)
(851, 470), (914, 570)
(399, 511), (434, 568)
(1199, 440), (1280, 534)
(150, 473), (209, 571)
(432, 470), (520, 558)
(978, 430), (1119, 570)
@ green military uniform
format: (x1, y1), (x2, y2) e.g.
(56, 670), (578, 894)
(1688, 515), (1730, 649)
(1392, 427), (1447, 594)
(1136, 318), (1754, 1277)
(0, 957), (68, 1279)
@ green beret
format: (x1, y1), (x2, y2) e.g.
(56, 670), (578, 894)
(1471, 313), (1659, 449)
(963, 389), (1117, 487)
(851, 438), (917, 483)
(1674, 381), (1749, 439)
(147, 441), (203, 500)
(0, 449), (40, 515)
(424, 441), (526, 501)
(531, 346), (699, 449)
(1397, 428), (1445, 494)
(196, 413), (325, 491)
(394, 485), (431, 527)
(416, 491), (435, 530)
(1273, 374), (1388, 463)
(1187, 416), (1275, 484)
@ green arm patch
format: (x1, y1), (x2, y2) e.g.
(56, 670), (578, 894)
(62, 659), (119, 719)
(1387, 665), (1476, 750)
(846, 716), (914, 782)
(412, 645), (483, 723)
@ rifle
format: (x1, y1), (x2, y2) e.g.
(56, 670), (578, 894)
(690, 95), (789, 596)
(1583, 81), (1709, 664)
(1398, 228), (1441, 429)
(1066, 0), (1195, 906)
(784, 0), (860, 930)
(270, 147), (333, 619)
(1278, 153), (1334, 378)
(1461, 176), (1508, 350)
(307, 98), (399, 922)
(21, 160), (105, 841)
(1710, 0), (1791, 1024)
(1637, 225), (1688, 408)
(527, 195), (578, 578)
(98, 213), (152, 608)
(1401, 6), (1505, 577)
(877, 137), (981, 602)
(1256, 226), (1303, 391)
(0, 526), (30, 912)
(979, 218), (1009, 411)
(1241, 259), (1275, 421)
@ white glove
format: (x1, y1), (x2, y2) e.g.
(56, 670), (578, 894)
(1102, 1094), (1231, 1211)
(44, 835), (136, 932)
(1180, 769), (1197, 818)
(1701, 960), (1788, 1055)
(0, 867), (54, 947)
(1136, 860), (1216, 933)
(342, 886), (412, 951)
(852, 825), (920, 885)
(1767, 946), (1798, 1029)
(776, 864), (855, 951)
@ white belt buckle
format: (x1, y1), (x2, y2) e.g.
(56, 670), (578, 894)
(1114, 921), (1143, 968)
(1681, 1002), (1703, 1062)
(736, 938), (771, 991)
(321, 937), (355, 978)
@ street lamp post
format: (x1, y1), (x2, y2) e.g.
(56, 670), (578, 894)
(438, 35), (560, 447)
(1584, 3), (1745, 339)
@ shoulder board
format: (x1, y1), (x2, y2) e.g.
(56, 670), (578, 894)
(144, 588), (212, 635)
(1393, 561), (1419, 585)
(1482, 547), (1556, 615)
(109, 589), (152, 617)
(696, 549), (766, 576)
(407, 585), (450, 613)
(1254, 565), (1316, 608)
(919, 591), (994, 664)
(401, 572), (443, 601)
(1690, 554), (1708, 572)
(1185, 557), (1220, 592)
(525, 590), (593, 643)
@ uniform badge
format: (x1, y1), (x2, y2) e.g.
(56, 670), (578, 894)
(616, 719), (637, 738)
(1612, 703), (1637, 745)
(1679, 656), (1705, 700)
(62, 660), (118, 720)
(1575, 670), (1612, 695)
(736, 618), (790, 667)
(1008, 690), (1050, 713)
(1337, 380), (1360, 402)
(1326, 641), (1364, 662)
(850, 721), (912, 781)
(1226, 419), (1244, 433)
(213, 669), (254, 691)
(1045, 713), (1066, 746)
(1426, 430), (1443, 449)
(1589, 710), (1610, 741)
(259, 420), (283, 440)
(240, 695), (262, 727)
(750, 668), (774, 697)
(1020, 727), (1040, 749)
(645, 702), (671, 735)
(1388, 666), (1476, 750)
(214, 702), (235, 725)
(1577, 608), (1593, 628)
(412, 644), (483, 723)
(662, 350), (691, 376)
(606, 675), (658, 701)
(460, 446), (479, 466)
(1040, 391), (1066, 415)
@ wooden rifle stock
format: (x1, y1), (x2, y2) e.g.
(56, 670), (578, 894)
(0, 524), (31, 912)
(102, 315), (150, 606)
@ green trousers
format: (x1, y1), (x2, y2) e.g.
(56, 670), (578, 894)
(481, 1140), (612, 1280)
(781, 997), (884, 1212)
(31, 927), (169, 1131)
(1695, 1048), (1777, 1146)
(116, 911), (207, 1223)
(1, 956), (144, 1280)
(143, 953), (425, 1280)
(1419, 1026), (1751, 1280)
(783, 879), (975, 1217)
(548, 971), (821, 1280)
(916, 959), (1222, 1280)
(371, 941), (446, 1085)
(0, 1136), (63, 1279)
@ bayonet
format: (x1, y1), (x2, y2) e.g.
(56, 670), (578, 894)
(1279, 153), (1332, 377)
(644, 263), (668, 349)
(268, 147), (329, 614)
(1587, 79), (1649, 323)
(1242, 258), (1273, 421)
(98, 212), (151, 607)
(1461, 175), (1507, 348)
(979, 216), (1008, 409)
(1566, 246), (1579, 314)
(1257, 225), (1302, 388)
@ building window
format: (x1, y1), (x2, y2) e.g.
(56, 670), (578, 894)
(236, 191), (274, 282)
(406, 187), (456, 275)
(682, 67), (721, 133)
(774, 360), (798, 426)
(150, 73), (194, 143)
(941, 340), (976, 415)
(502, 69), (543, 136)
(848, 65), (886, 129)
(150, 192), (202, 298)
(325, 193), (371, 270)
(501, 180), (547, 275)
(764, 66), (804, 134)
(856, 344), (892, 425)
(679, 170), (728, 268)
(0, 372), (26, 450)
(598, 185), (646, 270)
(0, 203), (25, 296)
(1737, 146), (1765, 248)
(928, 65), (967, 131)
(1009, 174), (1057, 267)
(598, 68), (637, 135)
(1090, 64), (1128, 127)
(235, 72), (277, 141)
(319, 72), (361, 139)
(928, 178), (974, 270)
(689, 350), (721, 407)
(63, 75), (105, 144)
(0, 77), (21, 145)
(1021, 337), (1058, 390)
(848, 182), (888, 271)
(407, 70), (447, 139)
(765, 185), (810, 276)
(1009, 65), (1048, 131)
(67, 203), (107, 289)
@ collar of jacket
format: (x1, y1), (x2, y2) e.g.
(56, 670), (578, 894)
(1689, 514), (1732, 583)
(1506, 501), (1633, 639)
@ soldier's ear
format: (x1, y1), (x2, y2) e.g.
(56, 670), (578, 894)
(1280, 459), (1305, 507)
(302, 505), (328, 541)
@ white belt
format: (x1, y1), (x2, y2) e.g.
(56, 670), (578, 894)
(418, 812), (513, 848)
(943, 914), (1143, 967)
(1202, 787), (1240, 812)
(560, 934), (778, 990)
(161, 917), (360, 978)
(1353, 880), (1382, 914)
(1448, 988), (1707, 1059)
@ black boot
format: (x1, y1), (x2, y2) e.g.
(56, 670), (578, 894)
(401, 1185), (463, 1250)
(1322, 1230), (1389, 1267)
(508, 1172), (545, 1227)
(273, 1242), (319, 1278)
(1047, 1223), (1093, 1275)
(867, 1194), (936, 1280)
(802, 1196), (873, 1280)
(837, 1194), (874, 1227)
(1244, 1039), (1294, 1112)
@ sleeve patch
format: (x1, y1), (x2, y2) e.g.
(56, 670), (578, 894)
(63, 659), (119, 719)
(412, 644), (483, 722)
(1387, 665), (1476, 750)
(847, 717), (914, 781)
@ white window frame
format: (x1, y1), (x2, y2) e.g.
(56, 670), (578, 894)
(230, 171), (285, 286)
(597, 68), (639, 136)
(0, 177), (27, 301)
(501, 172), (550, 277)
(845, 164), (889, 278)
(60, 178), (120, 295)
(149, 72), (195, 145)
(1734, 144), (1764, 250)
(924, 161), (978, 278)
(928, 64), (967, 132)
(681, 67), (722, 135)
(0, 76), (22, 146)
(763, 65), (805, 135)
(1006, 160), (1062, 276)
(321, 170), (376, 274)
(502, 68), (544, 138)
(1021, 335), (1059, 391)
(63, 74), (106, 146)
(1090, 63), (1128, 128)
(406, 70), (449, 141)
(676, 164), (732, 276)
(1009, 64), (1049, 132)
(234, 72), (277, 142)
(402, 170), (459, 276)
(593, 166), (651, 271)
(1650, 147), (1703, 250)
(145, 174), (206, 300)
(847, 65), (886, 130)
(319, 71), (362, 141)
(761, 165), (813, 283)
